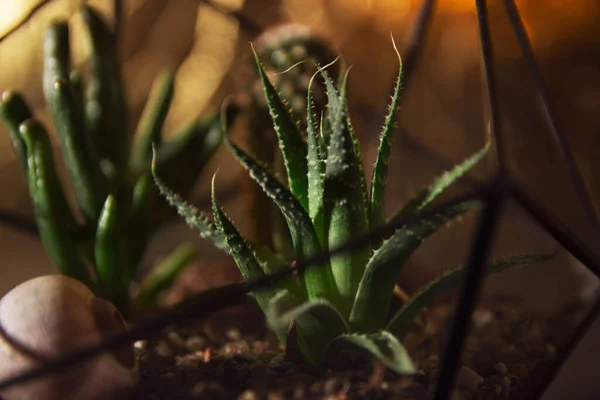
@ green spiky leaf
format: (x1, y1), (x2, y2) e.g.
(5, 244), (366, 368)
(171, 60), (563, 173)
(387, 253), (553, 339)
(345, 109), (370, 229)
(388, 141), (490, 228)
(225, 135), (335, 301)
(211, 177), (281, 313)
(370, 36), (403, 231)
(252, 44), (308, 208)
(350, 201), (478, 332)
(331, 331), (415, 375)
(151, 148), (227, 252)
(306, 68), (327, 245)
(321, 69), (370, 315)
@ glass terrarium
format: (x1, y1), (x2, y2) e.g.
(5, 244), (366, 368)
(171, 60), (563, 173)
(0, 1), (598, 399)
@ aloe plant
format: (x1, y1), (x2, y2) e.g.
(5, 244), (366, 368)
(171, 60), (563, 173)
(152, 38), (551, 373)
(0, 5), (223, 313)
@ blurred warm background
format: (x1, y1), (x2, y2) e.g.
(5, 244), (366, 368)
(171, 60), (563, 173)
(0, 0), (599, 396)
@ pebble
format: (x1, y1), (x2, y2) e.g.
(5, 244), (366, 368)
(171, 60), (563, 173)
(271, 354), (285, 364)
(203, 348), (213, 363)
(186, 336), (207, 351)
(239, 349), (259, 361)
(292, 386), (305, 399)
(175, 354), (202, 369)
(226, 328), (242, 341)
(155, 341), (173, 358)
(324, 377), (343, 395)
(258, 351), (279, 363)
(472, 309), (494, 328)
(493, 362), (508, 374)
(237, 340), (251, 352)
(238, 389), (258, 400)
(455, 366), (484, 392)
(267, 392), (285, 400)
(167, 331), (187, 348)
(134, 340), (148, 351)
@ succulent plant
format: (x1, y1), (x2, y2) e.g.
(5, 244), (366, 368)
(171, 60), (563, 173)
(152, 38), (551, 373)
(0, 5), (222, 313)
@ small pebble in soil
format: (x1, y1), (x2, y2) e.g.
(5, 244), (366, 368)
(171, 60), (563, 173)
(226, 328), (242, 341)
(203, 348), (212, 363)
(493, 362), (508, 374)
(238, 389), (258, 400)
(175, 354), (202, 369)
(324, 377), (344, 395)
(186, 336), (207, 352)
(472, 309), (494, 328)
(292, 386), (305, 399)
(167, 331), (187, 348)
(155, 341), (173, 357)
(134, 340), (148, 351)
(267, 392), (285, 400)
(456, 366), (484, 393)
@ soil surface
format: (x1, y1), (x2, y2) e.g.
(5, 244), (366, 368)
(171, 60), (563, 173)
(131, 295), (583, 400)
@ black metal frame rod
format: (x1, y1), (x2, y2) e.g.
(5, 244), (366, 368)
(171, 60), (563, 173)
(431, 180), (505, 400)
(511, 183), (600, 279)
(401, 0), (436, 90)
(0, 210), (38, 237)
(430, 0), (507, 398)
(502, 0), (600, 238)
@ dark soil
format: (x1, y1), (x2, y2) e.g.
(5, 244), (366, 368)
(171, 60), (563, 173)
(130, 296), (583, 400)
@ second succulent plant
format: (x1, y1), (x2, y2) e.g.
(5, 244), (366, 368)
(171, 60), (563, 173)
(0, 5), (223, 313)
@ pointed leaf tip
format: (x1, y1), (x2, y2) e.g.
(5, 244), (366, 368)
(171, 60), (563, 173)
(250, 42), (309, 208)
(370, 37), (403, 232)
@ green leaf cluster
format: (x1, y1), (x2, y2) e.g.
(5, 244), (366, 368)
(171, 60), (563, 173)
(0, 5), (223, 312)
(153, 37), (551, 373)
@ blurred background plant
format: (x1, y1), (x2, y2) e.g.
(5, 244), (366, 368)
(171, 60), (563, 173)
(0, 2), (229, 314)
